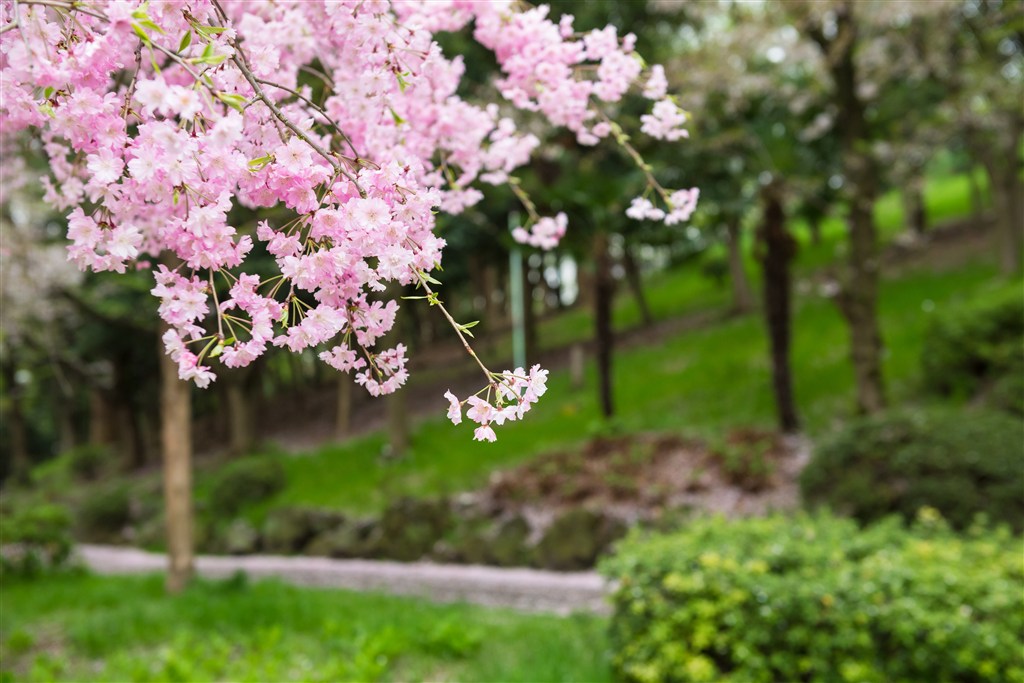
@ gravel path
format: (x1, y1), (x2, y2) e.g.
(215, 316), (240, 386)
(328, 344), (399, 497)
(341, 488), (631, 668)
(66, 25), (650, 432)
(77, 545), (611, 615)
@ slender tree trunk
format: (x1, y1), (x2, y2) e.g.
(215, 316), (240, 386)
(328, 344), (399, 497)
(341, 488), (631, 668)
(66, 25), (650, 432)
(840, 155), (887, 414)
(808, 215), (822, 245)
(335, 373), (353, 441)
(814, 2), (887, 414)
(757, 185), (800, 433)
(982, 146), (1023, 275)
(621, 243), (653, 327)
(593, 232), (615, 418)
(224, 377), (251, 457)
(88, 388), (116, 446)
(726, 218), (755, 314)
(904, 175), (927, 235)
(158, 320), (194, 594)
(523, 263), (538, 360)
(2, 361), (30, 483)
(969, 166), (987, 218)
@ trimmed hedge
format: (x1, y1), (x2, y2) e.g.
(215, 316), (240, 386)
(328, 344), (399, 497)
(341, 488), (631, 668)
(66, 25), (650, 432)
(921, 288), (1024, 399)
(801, 407), (1024, 530)
(601, 513), (1024, 683)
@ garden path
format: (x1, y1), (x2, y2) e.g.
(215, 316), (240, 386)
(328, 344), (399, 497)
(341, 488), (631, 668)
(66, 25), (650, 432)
(77, 544), (610, 615)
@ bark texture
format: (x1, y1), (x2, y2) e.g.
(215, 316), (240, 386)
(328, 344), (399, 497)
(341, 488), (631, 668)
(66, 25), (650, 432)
(756, 184), (800, 433)
(158, 320), (194, 593)
(593, 232), (615, 418)
(726, 218), (755, 314)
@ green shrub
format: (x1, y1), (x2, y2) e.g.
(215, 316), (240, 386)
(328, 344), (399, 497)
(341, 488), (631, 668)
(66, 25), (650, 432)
(0, 503), (75, 576)
(207, 457), (286, 518)
(922, 288), (1024, 398)
(601, 513), (1024, 683)
(801, 407), (1024, 530)
(78, 484), (133, 540)
(66, 444), (113, 481)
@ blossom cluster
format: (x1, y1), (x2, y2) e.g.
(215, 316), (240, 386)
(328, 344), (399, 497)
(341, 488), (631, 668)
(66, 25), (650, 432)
(444, 365), (549, 442)
(627, 188), (701, 225)
(0, 0), (695, 441)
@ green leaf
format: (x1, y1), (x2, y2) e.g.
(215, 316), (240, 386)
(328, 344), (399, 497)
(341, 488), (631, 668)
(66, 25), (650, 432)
(396, 71), (411, 93)
(389, 107), (406, 126)
(178, 30), (192, 53)
(247, 155), (274, 171)
(195, 25), (229, 38)
(217, 92), (248, 113)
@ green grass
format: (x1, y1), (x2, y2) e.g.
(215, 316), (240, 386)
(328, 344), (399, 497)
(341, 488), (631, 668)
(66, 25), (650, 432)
(0, 573), (610, 683)
(266, 256), (1019, 514)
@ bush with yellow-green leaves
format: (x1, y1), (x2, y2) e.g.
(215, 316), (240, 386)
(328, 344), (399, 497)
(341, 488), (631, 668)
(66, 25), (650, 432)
(601, 512), (1023, 683)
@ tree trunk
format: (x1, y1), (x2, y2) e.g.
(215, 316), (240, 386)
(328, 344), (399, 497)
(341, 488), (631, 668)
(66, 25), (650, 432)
(982, 149), (1023, 275)
(88, 388), (116, 447)
(726, 218), (755, 314)
(969, 167), (987, 218)
(2, 361), (30, 483)
(813, 2), (887, 414)
(335, 373), (353, 441)
(840, 155), (887, 414)
(904, 175), (927, 235)
(224, 378), (251, 457)
(593, 232), (615, 418)
(158, 320), (194, 594)
(621, 243), (653, 327)
(808, 215), (822, 245)
(757, 185), (800, 433)
(523, 263), (538, 360)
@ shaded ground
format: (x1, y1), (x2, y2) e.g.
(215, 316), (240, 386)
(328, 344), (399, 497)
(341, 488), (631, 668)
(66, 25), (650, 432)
(77, 545), (608, 615)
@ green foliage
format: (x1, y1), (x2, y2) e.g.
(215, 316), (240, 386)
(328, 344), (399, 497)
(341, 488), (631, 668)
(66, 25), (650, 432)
(206, 457), (287, 518)
(77, 484), (133, 540)
(65, 444), (113, 481)
(921, 287), (1024, 398)
(0, 574), (611, 682)
(801, 407), (1024, 530)
(0, 503), (74, 576)
(601, 513), (1024, 683)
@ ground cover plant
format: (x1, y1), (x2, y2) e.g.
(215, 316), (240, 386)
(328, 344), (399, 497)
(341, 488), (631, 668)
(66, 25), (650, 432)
(0, 573), (611, 682)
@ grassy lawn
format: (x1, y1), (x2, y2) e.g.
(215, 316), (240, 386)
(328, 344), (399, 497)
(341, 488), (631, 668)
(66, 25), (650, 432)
(0, 573), (610, 683)
(265, 255), (1018, 514)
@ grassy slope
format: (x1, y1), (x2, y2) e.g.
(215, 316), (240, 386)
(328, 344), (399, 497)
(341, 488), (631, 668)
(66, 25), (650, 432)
(0, 574), (610, 683)
(260, 168), (1013, 514)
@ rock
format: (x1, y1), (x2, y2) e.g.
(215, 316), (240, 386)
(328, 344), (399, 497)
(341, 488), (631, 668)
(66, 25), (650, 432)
(223, 519), (260, 555)
(434, 512), (491, 565)
(374, 497), (452, 562)
(262, 507), (345, 554)
(305, 518), (372, 558)
(536, 508), (627, 570)
(486, 514), (533, 567)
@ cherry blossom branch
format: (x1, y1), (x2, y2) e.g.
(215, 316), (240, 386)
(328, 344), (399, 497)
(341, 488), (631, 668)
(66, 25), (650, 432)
(252, 76), (361, 162)
(414, 271), (492, 382)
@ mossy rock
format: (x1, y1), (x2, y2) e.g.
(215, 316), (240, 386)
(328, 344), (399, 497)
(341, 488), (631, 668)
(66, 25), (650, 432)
(305, 518), (375, 558)
(537, 508), (626, 570)
(222, 519), (260, 555)
(374, 497), (452, 562)
(262, 507), (346, 554)
(486, 514), (533, 567)
(434, 512), (492, 564)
